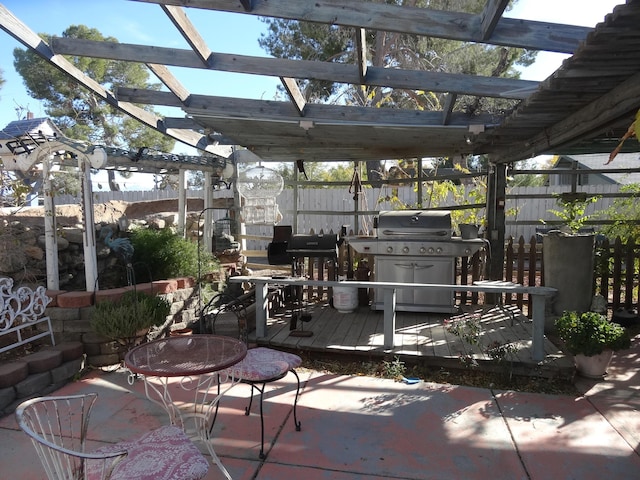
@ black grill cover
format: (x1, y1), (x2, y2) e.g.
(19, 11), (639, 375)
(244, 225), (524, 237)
(267, 225), (293, 265)
(267, 242), (291, 265)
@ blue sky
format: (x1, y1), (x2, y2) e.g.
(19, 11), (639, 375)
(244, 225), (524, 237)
(0, 0), (624, 187)
(0, 0), (281, 136)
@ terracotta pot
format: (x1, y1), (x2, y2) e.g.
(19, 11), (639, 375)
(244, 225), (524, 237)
(170, 328), (193, 337)
(574, 350), (614, 379)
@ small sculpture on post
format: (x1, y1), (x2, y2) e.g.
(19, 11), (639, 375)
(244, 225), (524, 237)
(101, 226), (135, 286)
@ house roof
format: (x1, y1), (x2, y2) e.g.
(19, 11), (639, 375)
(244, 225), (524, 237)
(1, 1), (639, 166)
(0, 117), (63, 140)
(555, 153), (640, 185)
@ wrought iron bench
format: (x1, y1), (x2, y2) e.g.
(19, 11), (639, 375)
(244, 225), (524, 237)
(0, 277), (55, 354)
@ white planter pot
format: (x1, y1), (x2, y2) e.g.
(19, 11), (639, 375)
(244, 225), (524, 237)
(333, 286), (358, 313)
(574, 350), (614, 379)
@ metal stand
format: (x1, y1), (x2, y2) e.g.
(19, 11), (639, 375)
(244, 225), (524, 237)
(289, 258), (313, 337)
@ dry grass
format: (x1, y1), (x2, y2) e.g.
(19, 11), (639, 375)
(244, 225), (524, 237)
(300, 352), (579, 396)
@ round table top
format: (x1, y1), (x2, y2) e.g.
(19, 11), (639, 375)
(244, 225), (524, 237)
(124, 335), (247, 377)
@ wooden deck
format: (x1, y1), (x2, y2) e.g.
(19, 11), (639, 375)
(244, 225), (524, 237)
(230, 299), (575, 378)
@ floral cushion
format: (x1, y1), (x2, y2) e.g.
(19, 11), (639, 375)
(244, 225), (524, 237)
(245, 347), (302, 369)
(229, 358), (290, 382)
(87, 425), (208, 480)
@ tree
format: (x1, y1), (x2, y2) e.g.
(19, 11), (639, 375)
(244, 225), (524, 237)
(273, 161), (353, 186)
(259, 0), (535, 201)
(188, 170), (205, 190)
(509, 158), (548, 187)
(259, 0), (535, 114)
(13, 25), (175, 191)
(598, 183), (640, 240)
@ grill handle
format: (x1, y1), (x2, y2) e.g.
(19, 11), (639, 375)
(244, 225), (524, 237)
(389, 262), (437, 270)
(380, 229), (449, 237)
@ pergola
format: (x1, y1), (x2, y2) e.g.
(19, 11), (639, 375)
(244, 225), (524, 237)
(1, 0), (640, 283)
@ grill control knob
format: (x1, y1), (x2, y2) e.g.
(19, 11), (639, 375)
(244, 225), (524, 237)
(427, 247), (435, 254)
(436, 247), (443, 254)
(419, 247), (427, 254)
(386, 246), (394, 253)
(402, 246), (410, 254)
(464, 248), (472, 255)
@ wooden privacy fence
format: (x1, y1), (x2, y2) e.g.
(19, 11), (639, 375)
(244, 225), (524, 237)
(292, 235), (639, 318)
(593, 237), (640, 314)
(55, 184), (625, 248)
(465, 236), (640, 317)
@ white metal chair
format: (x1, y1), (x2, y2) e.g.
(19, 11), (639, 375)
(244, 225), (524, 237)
(15, 393), (209, 480)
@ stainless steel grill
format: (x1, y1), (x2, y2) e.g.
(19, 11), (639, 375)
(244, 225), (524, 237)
(348, 210), (486, 313)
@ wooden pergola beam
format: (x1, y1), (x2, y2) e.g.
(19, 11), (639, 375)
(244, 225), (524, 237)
(51, 37), (538, 100)
(161, 4), (212, 67)
(133, 0), (590, 53)
(355, 27), (367, 82)
(480, 0), (510, 41)
(280, 77), (307, 116)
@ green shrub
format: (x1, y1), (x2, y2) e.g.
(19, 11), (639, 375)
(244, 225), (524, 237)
(555, 311), (631, 356)
(130, 228), (218, 281)
(90, 290), (171, 341)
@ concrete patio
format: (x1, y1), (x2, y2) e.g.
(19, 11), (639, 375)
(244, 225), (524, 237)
(1, 333), (640, 479)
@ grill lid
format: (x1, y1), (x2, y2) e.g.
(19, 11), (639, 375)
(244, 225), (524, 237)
(287, 234), (338, 257)
(376, 210), (451, 239)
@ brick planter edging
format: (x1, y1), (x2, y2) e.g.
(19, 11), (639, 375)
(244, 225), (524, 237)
(50, 277), (194, 308)
(44, 277), (201, 345)
(0, 341), (85, 417)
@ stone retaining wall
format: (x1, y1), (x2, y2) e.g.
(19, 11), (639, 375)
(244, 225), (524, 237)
(44, 277), (203, 366)
(0, 203), (208, 291)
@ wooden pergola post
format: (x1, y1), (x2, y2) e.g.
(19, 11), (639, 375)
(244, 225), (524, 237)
(42, 157), (59, 291)
(486, 162), (507, 283)
(177, 169), (187, 238)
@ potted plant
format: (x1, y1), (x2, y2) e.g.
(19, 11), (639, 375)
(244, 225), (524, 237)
(90, 290), (171, 352)
(555, 311), (631, 378)
(545, 192), (600, 234)
(541, 192), (600, 319)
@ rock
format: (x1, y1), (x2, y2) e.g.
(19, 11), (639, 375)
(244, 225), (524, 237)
(23, 245), (44, 260)
(148, 217), (166, 229)
(0, 249), (27, 273)
(15, 227), (38, 246)
(37, 234), (70, 250)
(61, 227), (85, 244)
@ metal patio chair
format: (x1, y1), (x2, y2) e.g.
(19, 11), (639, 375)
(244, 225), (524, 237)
(211, 346), (303, 459)
(15, 393), (209, 480)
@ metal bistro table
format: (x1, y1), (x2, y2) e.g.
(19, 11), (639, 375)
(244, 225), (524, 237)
(125, 335), (247, 480)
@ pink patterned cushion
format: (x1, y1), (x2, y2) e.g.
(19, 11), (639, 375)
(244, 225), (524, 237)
(230, 358), (290, 382)
(245, 347), (302, 369)
(87, 425), (208, 480)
